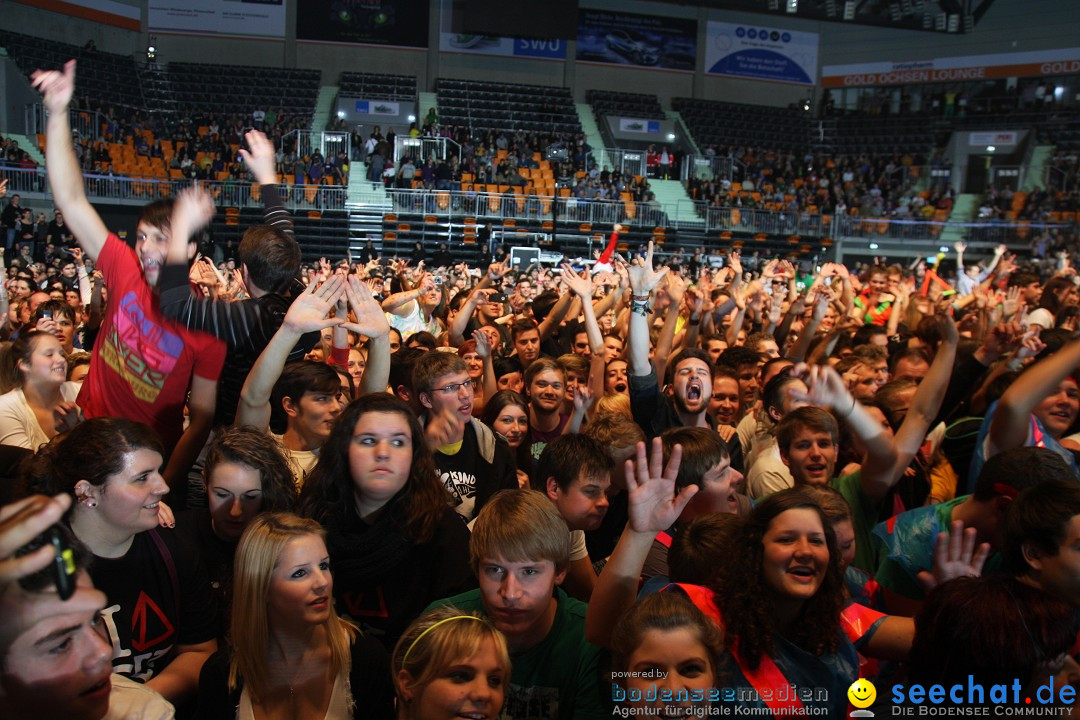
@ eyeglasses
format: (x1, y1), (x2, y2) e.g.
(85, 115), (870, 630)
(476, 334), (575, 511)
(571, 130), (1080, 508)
(427, 380), (475, 395)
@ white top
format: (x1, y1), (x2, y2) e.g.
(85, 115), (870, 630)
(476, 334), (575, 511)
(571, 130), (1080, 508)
(270, 432), (320, 490)
(104, 674), (174, 720)
(0, 383), (81, 451)
(746, 439), (795, 499)
(238, 672), (350, 720)
(569, 529), (589, 562)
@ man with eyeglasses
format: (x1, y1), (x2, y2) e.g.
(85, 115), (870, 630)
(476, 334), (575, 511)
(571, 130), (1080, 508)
(413, 351), (517, 522)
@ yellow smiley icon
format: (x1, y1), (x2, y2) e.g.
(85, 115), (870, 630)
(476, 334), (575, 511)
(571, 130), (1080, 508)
(847, 678), (876, 709)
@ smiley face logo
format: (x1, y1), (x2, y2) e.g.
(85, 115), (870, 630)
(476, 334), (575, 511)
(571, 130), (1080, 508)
(847, 678), (876, 709)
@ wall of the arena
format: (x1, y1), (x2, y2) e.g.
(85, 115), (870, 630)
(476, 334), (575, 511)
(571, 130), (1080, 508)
(0, 0), (1071, 109)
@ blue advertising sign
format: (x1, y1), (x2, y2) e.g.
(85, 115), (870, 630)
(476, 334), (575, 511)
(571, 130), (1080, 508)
(706, 21), (819, 85)
(577, 9), (696, 72)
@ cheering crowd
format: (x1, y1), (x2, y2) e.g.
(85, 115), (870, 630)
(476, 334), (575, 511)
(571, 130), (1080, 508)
(6, 58), (1080, 720)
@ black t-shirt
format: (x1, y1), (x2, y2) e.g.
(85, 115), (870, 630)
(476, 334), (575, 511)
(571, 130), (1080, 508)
(88, 527), (218, 682)
(174, 508), (236, 642)
(436, 422), (482, 519)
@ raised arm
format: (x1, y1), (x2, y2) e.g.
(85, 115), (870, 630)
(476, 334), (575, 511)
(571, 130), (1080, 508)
(32, 60), (108, 260)
(340, 277), (391, 395)
(792, 363), (898, 503)
(890, 316), (958, 467)
(562, 266), (603, 354)
(585, 438), (697, 647)
(236, 277), (346, 431)
(627, 242), (669, 377)
(381, 273), (434, 316)
(989, 335), (1080, 454)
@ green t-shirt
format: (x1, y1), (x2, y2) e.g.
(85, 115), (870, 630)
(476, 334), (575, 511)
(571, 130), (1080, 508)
(830, 471), (885, 573)
(426, 588), (609, 720)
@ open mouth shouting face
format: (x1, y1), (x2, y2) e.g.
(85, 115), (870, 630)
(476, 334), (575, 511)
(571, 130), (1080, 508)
(673, 358), (712, 415)
(605, 360), (629, 396)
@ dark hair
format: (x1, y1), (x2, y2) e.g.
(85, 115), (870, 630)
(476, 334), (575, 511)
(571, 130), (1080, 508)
(136, 198), (175, 234)
(532, 434), (615, 493)
(30, 300), (77, 328)
(12, 521), (89, 594)
(26, 418), (164, 498)
(711, 489), (844, 669)
(660, 426), (730, 492)
(775, 406), (839, 456)
(1037, 277), (1073, 316)
(299, 394), (445, 544)
(270, 361), (341, 430)
(481, 390), (528, 430)
(852, 324), (887, 347)
(761, 372), (804, 421)
(389, 346), (425, 400)
(530, 291), (558, 323)
(407, 331), (438, 350)
(972, 447), (1072, 502)
(1004, 479), (1080, 576)
(910, 577), (1077, 694)
(1006, 271), (1039, 289)
(203, 426), (298, 513)
(610, 591), (725, 680)
(510, 318), (539, 342)
(493, 356), (524, 380)
(0, 331), (57, 392)
(717, 345), (760, 370)
(238, 225), (300, 294)
(669, 513), (743, 586)
(663, 348), (714, 385)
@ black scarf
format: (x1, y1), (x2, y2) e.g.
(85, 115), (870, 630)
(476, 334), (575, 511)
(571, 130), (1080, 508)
(324, 496), (414, 586)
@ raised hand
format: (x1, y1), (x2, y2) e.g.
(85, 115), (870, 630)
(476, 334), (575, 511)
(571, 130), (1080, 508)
(282, 275), (345, 334)
(31, 59), (76, 115)
(572, 384), (592, 414)
(627, 241), (669, 296)
(953, 241), (967, 254)
(625, 438), (698, 534)
(425, 407), (464, 452)
(0, 179), (7, 200)
(487, 260), (508, 280)
(728, 250), (743, 278)
(664, 272), (686, 307)
(0, 494), (73, 584)
(472, 328), (492, 360)
(790, 362), (854, 413)
(1002, 286), (1022, 319)
(172, 185), (216, 235)
(560, 264), (592, 298)
(342, 276), (390, 338)
(238, 129), (278, 185)
(917, 520), (990, 591)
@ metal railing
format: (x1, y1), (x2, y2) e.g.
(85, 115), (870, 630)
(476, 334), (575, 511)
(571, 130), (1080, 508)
(393, 136), (462, 164)
(681, 155), (735, 184)
(0, 165), (346, 211)
(25, 104), (106, 142)
(282, 130), (351, 164)
(388, 188), (553, 222)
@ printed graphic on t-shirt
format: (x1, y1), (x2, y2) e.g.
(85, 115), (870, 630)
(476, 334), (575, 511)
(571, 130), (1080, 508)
(441, 470), (478, 519)
(504, 684), (560, 720)
(100, 291), (184, 402)
(99, 592), (176, 682)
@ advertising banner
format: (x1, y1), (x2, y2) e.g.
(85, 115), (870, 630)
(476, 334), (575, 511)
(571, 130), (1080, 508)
(705, 21), (818, 85)
(618, 118), (661, 134)
(576, 9), (696, 72)
(14, 0), (140, 30)
(969, 131), (1019, 147)
(297, 0), (429, 48)
(822, 48), (1080, 88)
(438, 0), (565, 59)
(355, 99), (401, 116)
(149, 0), (286, 38)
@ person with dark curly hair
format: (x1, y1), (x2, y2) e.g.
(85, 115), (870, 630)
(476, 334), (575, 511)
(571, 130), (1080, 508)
(299, 394), (474, 648)
(710, 489), (855, 716)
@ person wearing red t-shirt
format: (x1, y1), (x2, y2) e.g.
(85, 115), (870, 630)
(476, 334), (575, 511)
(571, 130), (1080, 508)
(34, 60), (225, 497)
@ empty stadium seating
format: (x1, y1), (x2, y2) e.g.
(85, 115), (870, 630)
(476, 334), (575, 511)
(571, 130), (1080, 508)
(436, 79), (580, 134)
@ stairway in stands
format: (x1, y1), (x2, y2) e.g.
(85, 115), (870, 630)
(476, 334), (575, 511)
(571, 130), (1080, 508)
(311, 85), (339, 133)
(939, 194), (979, 245)
(575, 103), (608, 167)
(5, 133), (45, 166)
(345, 169), (391, 254)
(1023, 145), (1054, 191)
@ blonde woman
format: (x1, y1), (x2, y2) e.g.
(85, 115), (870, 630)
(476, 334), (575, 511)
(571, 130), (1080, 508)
(393, 607), (510, 720)
(197, 513), (394, 719)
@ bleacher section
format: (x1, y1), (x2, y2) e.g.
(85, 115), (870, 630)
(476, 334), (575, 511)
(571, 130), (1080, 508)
(209, 206), (351, 263)
(674, 98), (811, 154)
(587, 90), (665, 121)
(436, 79), (580, 133)
(826, 116), (935, 155)
(338, 73), (416, 101)
(0, 29), (142, 109)
(168, 63), (320, 122)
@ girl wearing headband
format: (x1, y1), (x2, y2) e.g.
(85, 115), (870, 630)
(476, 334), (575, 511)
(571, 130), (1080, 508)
(393, 607), (510, 720)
